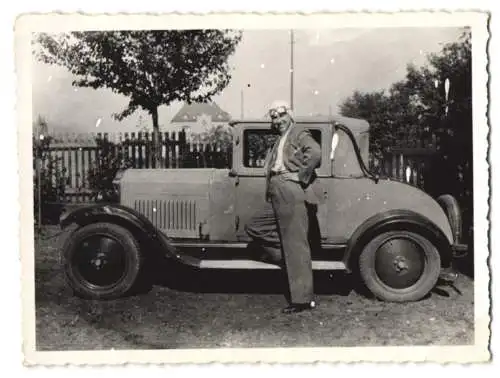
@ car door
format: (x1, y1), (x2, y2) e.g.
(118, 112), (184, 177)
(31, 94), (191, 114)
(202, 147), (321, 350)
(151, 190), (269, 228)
(232, 124), (275, 241)
(233, 123), (330, 243)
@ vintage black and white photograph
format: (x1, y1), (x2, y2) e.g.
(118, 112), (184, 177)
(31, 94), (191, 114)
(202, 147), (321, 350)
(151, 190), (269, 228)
(16, 12), (490, 364)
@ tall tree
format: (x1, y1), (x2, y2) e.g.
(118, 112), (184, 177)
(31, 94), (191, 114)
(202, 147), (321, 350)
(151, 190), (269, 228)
(339, 90), (396, 155)
(423, 30), (473, 243)
(339, 29), (473, 244)
(340, 29), (471, 156)
(34, 30), (242, 165)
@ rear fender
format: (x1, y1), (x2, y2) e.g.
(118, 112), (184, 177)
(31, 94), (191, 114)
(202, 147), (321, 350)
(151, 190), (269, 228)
(344, 209), (453, 272)
(59, 204), (200, 268)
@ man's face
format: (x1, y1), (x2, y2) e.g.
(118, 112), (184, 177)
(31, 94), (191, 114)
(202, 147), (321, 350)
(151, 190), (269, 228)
(269, 107), (292, 134)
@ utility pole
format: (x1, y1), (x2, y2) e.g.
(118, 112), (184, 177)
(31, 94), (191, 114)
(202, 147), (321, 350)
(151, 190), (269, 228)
(290, 29), (294, 110)
(240, 89), (244, 118)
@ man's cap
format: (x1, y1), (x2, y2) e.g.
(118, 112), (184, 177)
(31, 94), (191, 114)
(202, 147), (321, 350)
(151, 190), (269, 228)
(268, 100), (294, 119)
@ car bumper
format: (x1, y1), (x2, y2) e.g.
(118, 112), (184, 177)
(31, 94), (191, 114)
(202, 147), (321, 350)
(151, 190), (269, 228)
(439, 243), (469, 283)
(439, 267), (459, 282)
(452, 242), (468, 258)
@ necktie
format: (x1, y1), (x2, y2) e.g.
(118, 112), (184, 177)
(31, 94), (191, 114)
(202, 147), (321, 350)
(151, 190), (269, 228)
(266, 141), (279, 174)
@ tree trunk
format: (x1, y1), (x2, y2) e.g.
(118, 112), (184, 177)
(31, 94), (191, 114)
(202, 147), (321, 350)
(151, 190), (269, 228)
(151, 106), (160, 168)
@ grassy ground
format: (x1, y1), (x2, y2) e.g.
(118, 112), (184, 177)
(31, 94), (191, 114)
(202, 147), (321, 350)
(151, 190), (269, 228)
(34, 226), (474, 351)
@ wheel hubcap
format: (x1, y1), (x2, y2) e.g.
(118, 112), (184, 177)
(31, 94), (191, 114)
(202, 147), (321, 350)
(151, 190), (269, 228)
(375, 237), (425, 289)
(73, 235), (127, 289)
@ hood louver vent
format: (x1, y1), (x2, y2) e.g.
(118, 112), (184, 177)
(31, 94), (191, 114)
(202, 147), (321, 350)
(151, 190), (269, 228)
(134, 199), (197, 235)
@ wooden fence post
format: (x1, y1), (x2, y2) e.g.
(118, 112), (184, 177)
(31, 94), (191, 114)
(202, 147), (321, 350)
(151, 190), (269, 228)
(36, 140), (42, 230)
(179, 131), (187, 168)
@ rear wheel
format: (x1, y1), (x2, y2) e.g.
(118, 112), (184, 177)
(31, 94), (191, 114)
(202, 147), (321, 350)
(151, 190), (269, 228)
(63, 222), (143, 300)
(359, 231), (441, 302)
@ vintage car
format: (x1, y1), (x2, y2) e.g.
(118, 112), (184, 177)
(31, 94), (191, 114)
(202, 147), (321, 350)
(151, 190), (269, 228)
(59, 115), (467, 303)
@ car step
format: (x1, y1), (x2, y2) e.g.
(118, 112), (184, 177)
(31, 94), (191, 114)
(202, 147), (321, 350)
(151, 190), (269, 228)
(199, 259), (346, 270)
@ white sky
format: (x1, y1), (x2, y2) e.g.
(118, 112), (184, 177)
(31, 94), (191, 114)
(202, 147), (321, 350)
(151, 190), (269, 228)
(32, 27), (464, 132)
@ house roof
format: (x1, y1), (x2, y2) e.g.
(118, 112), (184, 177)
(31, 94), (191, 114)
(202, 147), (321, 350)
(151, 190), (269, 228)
(171, 101), (232, 123)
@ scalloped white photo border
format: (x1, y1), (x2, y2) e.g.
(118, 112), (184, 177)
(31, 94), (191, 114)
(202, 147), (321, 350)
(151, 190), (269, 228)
(15, 11), (491, 365)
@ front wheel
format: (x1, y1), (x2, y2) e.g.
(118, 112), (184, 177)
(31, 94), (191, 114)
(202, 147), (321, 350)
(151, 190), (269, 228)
(359, 231), (441, 302)
(63, 222), (144, 300)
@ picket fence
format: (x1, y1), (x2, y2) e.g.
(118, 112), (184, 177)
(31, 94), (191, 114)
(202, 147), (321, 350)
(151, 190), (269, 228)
(41, 131), (232, 203)
(39, 131), (436, 203)
(372, 147), (437, 190)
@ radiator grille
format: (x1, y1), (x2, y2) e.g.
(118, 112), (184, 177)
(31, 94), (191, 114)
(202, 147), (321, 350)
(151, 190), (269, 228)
(134, 199), (197, 230)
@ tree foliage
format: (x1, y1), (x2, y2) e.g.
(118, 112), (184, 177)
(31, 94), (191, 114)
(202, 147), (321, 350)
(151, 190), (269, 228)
(340, 29), (473, 243)
(340, 29), (471, 157)
(339, 90), (395, 156)
(34, 30), (242, 164)
(33, 116), (68, 226)
(190, 124), (233, 150)
(185, 125), (234, 168)
(85, 138), (133, 203)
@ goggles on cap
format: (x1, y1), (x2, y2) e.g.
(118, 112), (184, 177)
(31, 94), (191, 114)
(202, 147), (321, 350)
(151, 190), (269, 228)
(269, 106), (288, 119)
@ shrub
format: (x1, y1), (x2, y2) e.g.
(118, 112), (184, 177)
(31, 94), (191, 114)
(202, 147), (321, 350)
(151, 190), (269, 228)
(33, 134), (68, 226)
(85, 137), (133, 202)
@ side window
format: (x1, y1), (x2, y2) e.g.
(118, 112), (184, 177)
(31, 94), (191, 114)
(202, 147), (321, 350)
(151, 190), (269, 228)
(243, 128), (322, 168)
(243, 129), (279, 168)
(309, 129), (322, 148)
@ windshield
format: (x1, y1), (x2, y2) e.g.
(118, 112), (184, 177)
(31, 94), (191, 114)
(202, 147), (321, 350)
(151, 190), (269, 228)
(332, 124), (372, 179)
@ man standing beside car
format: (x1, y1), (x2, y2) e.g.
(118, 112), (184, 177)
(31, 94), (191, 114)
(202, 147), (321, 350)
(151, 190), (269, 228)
(245, 100), (323, 314)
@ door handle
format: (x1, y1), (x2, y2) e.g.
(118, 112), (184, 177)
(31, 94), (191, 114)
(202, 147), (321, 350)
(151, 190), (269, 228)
(235, 215), (240, 231)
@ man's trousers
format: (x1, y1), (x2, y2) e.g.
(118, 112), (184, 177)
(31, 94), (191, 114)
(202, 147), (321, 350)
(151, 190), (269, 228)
(245, 175), (315, 304)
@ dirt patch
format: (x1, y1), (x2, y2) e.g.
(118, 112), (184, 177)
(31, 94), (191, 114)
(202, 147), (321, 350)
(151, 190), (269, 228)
(34, 226), (474, 351)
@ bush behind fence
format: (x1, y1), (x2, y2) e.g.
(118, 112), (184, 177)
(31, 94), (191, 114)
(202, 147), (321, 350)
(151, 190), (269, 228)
(38, 130), (233, 204)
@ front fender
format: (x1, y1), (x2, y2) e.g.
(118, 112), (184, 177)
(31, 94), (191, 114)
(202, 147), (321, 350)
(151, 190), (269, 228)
(60, 203), (155, 233)
(59, 204), (200, 268)
(344, 209), (454, 272)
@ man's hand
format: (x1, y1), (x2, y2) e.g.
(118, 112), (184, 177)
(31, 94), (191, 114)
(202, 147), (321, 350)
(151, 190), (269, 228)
(297, 131), (321, 185)
(266, 191), (272, 202)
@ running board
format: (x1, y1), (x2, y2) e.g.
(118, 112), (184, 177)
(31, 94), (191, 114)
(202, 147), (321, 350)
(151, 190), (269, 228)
(169, 241), (346, 250)
(199, 260), (346, 270)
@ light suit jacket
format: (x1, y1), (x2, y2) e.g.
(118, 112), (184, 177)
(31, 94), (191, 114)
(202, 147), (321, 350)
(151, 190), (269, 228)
(264, 123), (325, 205)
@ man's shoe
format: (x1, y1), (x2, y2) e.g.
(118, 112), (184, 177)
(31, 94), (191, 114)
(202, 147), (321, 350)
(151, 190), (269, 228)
(282, 301), (316, 314)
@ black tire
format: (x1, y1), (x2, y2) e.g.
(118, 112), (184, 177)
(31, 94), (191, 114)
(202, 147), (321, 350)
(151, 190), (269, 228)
(359, 231), (441, 302)
(63, 222), (143, 300)
(436, 194), (462, 243)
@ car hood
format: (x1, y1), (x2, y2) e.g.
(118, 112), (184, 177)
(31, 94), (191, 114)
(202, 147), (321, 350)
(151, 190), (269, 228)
(119, 168), (221, 238)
